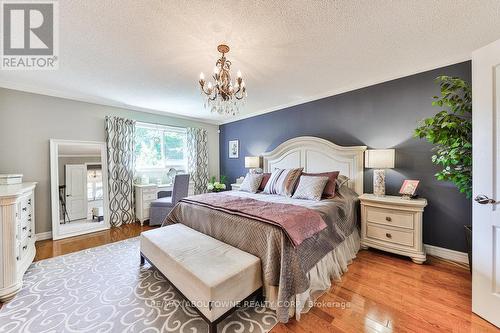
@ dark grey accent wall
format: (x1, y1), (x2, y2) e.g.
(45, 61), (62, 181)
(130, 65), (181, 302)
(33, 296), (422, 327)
(219, 61), (471, 252)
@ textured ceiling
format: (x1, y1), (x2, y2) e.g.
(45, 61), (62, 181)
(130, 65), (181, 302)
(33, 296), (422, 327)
(2, 0), (500, 124)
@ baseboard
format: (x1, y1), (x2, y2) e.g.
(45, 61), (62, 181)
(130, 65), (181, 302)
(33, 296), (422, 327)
(424, 244), (469, 265)
(35, 231), (52, 241)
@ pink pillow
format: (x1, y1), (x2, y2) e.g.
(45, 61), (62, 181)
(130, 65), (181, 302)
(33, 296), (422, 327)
(258, 173), (271, 191)
(301, 171), (340, 198)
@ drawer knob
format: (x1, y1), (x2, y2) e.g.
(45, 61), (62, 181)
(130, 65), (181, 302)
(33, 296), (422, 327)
(22, 245), (27, 250)
(22, 207), (27, 212)
(385, 233), (392, 239)
(385, 216), (392, 222)
(22, 226), (27, 231)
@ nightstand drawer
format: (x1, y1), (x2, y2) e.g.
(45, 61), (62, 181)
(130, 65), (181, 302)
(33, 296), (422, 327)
(366, 207), (414, 229)
(366, 223), (414, 247)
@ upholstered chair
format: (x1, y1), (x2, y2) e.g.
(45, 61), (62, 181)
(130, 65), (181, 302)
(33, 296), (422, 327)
(149, 174), (190, 226)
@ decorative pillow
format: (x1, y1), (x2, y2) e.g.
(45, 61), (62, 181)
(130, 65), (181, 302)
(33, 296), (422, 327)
(292, 176), (329, 201)
(239, 173), (264, 193)
(263, 168), (284, 194)
(301, 171), (340, 198)
(258, 173), (271, 191)
(264, 168), (303, 196)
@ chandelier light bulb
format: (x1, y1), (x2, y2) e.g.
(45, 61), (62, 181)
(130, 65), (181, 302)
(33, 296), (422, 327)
(199, 72), (205, 80)
(207, 82), (212, 89)
(213, 66), (218, 74)
(237, 70), (242, 78)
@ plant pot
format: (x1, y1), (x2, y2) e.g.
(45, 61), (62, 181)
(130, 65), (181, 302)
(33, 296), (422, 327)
(464, 225), (472, 274)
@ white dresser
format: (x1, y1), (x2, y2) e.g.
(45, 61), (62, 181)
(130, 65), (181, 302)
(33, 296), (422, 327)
(0, 182), (37, 301)
(359, 193), (427, 264)
(135, 182), (194, 225)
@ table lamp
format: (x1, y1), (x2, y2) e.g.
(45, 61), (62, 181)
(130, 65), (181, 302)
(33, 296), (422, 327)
(365, 149), (395, 196)
(245, 156), (262, 174)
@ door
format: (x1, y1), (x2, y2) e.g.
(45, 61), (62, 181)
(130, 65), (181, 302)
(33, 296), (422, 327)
(65, 164), (87, 221)
(472, 39), (500, 327)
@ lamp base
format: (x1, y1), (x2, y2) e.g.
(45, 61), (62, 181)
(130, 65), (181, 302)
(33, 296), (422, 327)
(373, 169), (386, 196)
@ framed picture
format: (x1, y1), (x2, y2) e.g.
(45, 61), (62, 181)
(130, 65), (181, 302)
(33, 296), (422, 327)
(399, 179), (420, 198)
(228, 140), (239, 159)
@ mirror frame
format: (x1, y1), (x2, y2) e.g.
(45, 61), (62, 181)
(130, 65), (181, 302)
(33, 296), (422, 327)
(49, 139), (110, 240)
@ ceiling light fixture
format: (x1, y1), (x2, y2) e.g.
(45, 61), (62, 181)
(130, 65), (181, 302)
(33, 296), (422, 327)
(199, 44), (247, 116)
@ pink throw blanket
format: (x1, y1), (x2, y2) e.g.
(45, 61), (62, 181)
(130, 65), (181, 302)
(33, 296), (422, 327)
(180, 193), (327, 247)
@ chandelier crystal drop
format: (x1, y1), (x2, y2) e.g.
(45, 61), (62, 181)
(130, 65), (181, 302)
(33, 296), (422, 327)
(199, 44), (247, 116)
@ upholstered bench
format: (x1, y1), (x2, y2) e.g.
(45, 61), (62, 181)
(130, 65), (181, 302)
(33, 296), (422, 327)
(140, 224), (262, 333)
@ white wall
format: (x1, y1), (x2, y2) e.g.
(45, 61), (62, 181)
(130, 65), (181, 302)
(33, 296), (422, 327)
(0, 88), (219, 234)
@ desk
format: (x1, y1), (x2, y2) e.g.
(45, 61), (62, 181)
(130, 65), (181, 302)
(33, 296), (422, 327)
(134, 183), (194, 225)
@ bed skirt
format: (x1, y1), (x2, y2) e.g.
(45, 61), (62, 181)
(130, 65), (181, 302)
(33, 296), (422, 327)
(264, 229), (360, 322)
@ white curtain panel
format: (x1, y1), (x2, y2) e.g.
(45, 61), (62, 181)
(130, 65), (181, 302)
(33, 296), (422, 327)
(105, 116), (136, 227)
(187, 128), (209, 195)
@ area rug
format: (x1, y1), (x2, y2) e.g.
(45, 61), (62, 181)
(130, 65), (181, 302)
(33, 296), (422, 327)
(0, 238), (278, 332)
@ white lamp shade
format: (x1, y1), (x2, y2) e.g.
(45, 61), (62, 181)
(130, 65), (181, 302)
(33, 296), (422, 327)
(365, 149), (395, 169)
(245, 156), (261, 168)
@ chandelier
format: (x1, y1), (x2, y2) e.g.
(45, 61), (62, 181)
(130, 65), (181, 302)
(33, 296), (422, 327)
(199, 44), (247, 116)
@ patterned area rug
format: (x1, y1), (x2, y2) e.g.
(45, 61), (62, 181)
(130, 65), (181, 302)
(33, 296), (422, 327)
(0, 238), (278, 332)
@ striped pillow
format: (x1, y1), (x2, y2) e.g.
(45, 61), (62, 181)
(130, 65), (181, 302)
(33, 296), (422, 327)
(263, 168), (303, 196)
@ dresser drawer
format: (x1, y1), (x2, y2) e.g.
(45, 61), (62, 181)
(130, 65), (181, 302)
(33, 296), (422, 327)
(366, 223), (414, 247)
(143, 193), (157, 201)
(19, 223), (30, 241)
(366, 207), (414, 229)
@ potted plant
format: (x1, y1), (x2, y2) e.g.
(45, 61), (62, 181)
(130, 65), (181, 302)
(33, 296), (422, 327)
(207, 175), (227, 192)
(414, 76), (472, 271)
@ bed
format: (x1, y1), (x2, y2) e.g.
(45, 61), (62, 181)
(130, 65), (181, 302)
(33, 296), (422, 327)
(164, 136), (367, 323)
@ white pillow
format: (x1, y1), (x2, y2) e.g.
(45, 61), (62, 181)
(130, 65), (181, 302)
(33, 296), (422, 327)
(292, 176), (329, 201)
(239, 173), (264, 193)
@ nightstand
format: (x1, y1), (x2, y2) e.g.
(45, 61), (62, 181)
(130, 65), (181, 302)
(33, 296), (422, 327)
(359, 194), (428, 264)
(231, 183), (241, 191)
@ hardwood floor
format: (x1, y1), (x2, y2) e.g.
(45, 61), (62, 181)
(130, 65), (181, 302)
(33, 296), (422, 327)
(273, 250), (499, 333)
(34, 223), (155, 261)
(30, 224), (499, 332)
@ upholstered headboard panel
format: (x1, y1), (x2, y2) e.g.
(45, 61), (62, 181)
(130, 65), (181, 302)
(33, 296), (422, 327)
(262, 136), (367, 194)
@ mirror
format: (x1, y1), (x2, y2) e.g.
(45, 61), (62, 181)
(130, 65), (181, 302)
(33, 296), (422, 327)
(50, 139), (110, 240)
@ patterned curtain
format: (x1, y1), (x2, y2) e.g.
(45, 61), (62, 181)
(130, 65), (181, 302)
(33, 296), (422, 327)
(105, 116), (136, 227)
(187, 128), (209, 195)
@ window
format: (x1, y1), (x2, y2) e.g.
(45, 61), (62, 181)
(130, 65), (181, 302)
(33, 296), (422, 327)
(135, 122), (188, 172)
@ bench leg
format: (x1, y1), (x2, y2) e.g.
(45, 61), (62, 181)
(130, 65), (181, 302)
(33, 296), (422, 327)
(208, 322), (217, 333)
(140, 253), (145, 265)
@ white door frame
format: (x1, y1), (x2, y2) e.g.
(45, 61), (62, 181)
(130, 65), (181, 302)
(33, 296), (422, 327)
(472, 39), (500, 328)
(50, 139), (110, 240)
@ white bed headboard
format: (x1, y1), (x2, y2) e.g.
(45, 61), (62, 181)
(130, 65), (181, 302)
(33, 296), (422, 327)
(262, 136), (367, 194)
